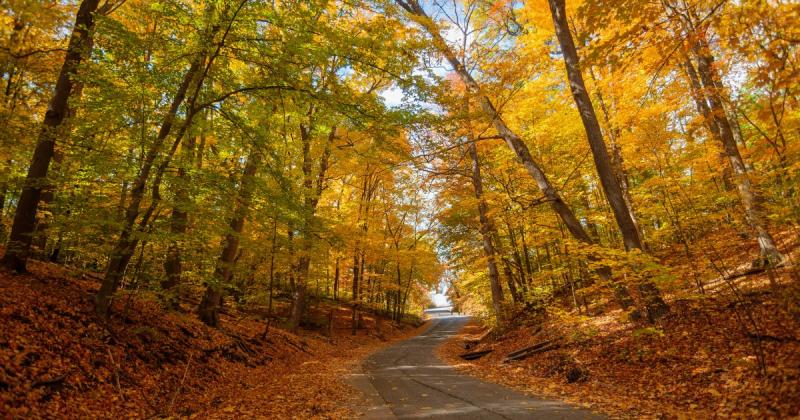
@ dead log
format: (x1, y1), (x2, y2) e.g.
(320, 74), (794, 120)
(505, 339), (552, 358)
(459, 349), (493, 360)
(463, 327), (494, 349)
(503, 339), (561, 363)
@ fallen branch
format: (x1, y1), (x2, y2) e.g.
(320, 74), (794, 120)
(463, 327), (494, 349)
(459, 349), (493, 360)
(724, 266), (766, 281)
(746, 333), (800, 343)
(503, 338), (561, 363)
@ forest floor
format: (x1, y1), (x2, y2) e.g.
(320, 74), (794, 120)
(0, 255), (426, 418)
(440, 230), (800, 418)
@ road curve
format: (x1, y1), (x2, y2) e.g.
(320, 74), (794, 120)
(350, 311), (604, 419)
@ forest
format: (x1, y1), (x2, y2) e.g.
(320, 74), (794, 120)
(1, 0), (798, 417)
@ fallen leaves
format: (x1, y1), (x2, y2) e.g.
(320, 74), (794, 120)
(0, 258), (421, 418)
(438, 281), (800, 418)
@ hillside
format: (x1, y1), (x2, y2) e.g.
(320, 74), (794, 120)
(0, 257), (423, 418)
(440, 231), (800, 418)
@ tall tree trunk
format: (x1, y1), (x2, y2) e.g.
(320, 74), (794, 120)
(267, 218), (278, 319)
(688, 37), (784, 266)
(198, 153), (260, 326)
(0, 182), (7, 243)
(351, 253), (360, 335)
(519, 226), (534, 283)
(548, 0), (669, 320)
(2, 0), (101, 272)
(288, 125), (335, 330)
(394, 263), (403, 321)
(351, 168), (373, 334)
(501, 257), (521, 303)
(30, 150), (63, 257)
(95, 0), (245, 318)
(333, 257), (340, 300)
(588, 66), (645, 248)
(466, 103), (505, 321)
(547, 0), (642, 252)
(505, 221), (529, 290)
(95, 56), (203, 319)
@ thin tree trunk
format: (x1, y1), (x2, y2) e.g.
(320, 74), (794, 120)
(351, 169), (373, 334)
(162, 135), (197, 307)
(267, 219), (278, 320)
(501, 257), (521, 303)
(688, 39), (784, 266)
(505, 221), (528, 289)
(394, 263), (402, 321)
(333, 257), (340, 300)
(95, 55), (204, 318)
(0, 181), (7, 221)
(519, 226), (534, 283)
(2, 0), (101, 272)
(351, 253), (360, 335)
(198, 153), (260, 326)
(288, 125), (336, 330)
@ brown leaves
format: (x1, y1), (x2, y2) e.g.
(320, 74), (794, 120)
(438, 286), (800, 418)
(0, 258), (420, 418)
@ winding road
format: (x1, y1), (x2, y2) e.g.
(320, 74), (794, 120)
(350, 308), (603, 419)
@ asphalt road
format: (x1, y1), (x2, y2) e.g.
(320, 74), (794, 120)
(350, 309), (604, 419)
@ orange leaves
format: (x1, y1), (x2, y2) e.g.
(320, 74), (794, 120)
(0, 257), (425, 418)
(439, 285), (800, 417)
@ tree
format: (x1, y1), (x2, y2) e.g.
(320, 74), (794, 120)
(1, 0), (103, 272)
(198, 150), (261, 326)
(547, 0), (668, 318)
(95, 0), (245, 318)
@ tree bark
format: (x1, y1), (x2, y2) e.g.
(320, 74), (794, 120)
(547, 0), (669, 319)
(2, 0), (101, 272)
(689, 38), (784, 266)
(161, 136), (197, 307)
(465, 99), (505, 321)
(547, 0), (642, 252)
(198, 153), (260, 326)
